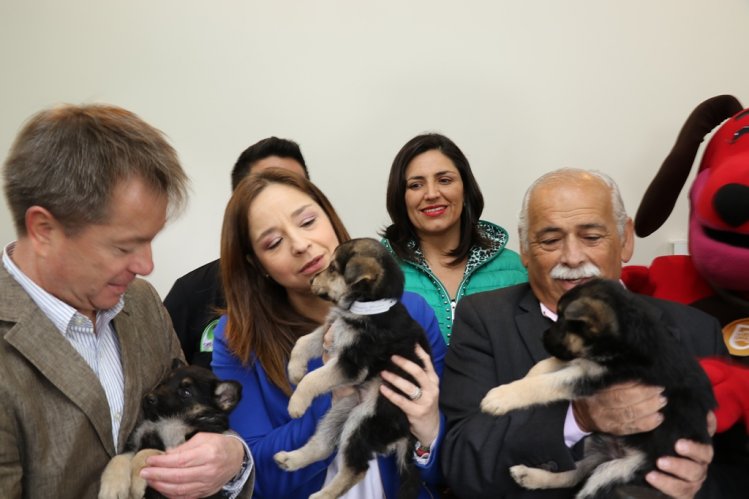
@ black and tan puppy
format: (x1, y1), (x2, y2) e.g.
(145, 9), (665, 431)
(481, 278), (716, 499)
(99, 360), (241, 499)
(273, 238), (431, 499)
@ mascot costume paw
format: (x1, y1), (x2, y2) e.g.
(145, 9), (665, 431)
(622, 95), (749, 495)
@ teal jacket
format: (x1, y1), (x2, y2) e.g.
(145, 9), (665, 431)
(382, 220), (528, 344)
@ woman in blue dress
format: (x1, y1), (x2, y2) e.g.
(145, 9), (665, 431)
(212, 168), (447, 498)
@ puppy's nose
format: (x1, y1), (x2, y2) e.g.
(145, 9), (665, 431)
(144, 393), (158, 406)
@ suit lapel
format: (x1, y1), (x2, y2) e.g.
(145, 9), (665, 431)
(640, 295), (678, 340)
(113, 302), (146, 451)
(5, 306), (116, 455)
(515, 287), (554, 363)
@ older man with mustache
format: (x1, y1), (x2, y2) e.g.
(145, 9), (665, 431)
(440, 168), (728, 499)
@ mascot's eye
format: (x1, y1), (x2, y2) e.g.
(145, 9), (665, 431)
(178, 387), (192, 399)
(731, 126), (749, 143)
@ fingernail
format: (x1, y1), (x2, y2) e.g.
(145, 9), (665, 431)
(658, 395), (667, 407)
(675, 439), (689, 454)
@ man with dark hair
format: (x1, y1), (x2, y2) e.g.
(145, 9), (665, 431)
(164, 136), (309, 368)
(231, 136), (309, 189)
(0, 104), (253, 498)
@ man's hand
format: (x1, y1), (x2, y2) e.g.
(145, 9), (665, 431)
(140, 432), (244, 499)
(644, 412), (716, 499)
(572, 382), (666, 434)
(577, 386), (716, 499)
(646, 437), (713, 499)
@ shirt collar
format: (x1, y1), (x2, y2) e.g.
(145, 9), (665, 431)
(538, 279), (628, 323)
(3, 241), (125, 335)
(539, 301), (558, 322)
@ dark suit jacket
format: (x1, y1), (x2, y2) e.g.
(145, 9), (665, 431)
(0, 266), (252, 498)
(163, 259), (223, 369)
(440, 283), (728, 499)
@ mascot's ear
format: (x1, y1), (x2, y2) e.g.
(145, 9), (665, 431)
(635, 95), (743, 237)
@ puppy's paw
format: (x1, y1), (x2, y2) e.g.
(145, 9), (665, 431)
(510, 465), (549, 490)
(274, 450), (305, 471)
(97, 479), (131, 499)
(480, 385), (522, 415)
(130, 448), (163, 474)
(129, 449), (163, 498)
(98, 454), (135, 499)
(309, 490), (336, 499)
(287, 360), (307, 385)
(287, 392), (311, 418)
(510, 465), (532, 487)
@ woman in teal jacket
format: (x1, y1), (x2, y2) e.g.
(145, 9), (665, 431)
(381, 133), (527, 344)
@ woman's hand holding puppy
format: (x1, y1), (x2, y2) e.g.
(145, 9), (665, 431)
(379, 344), (440, 448)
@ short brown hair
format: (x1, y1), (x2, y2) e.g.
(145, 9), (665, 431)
(220, 168), (350, 394)
(3, 103), (189, 236)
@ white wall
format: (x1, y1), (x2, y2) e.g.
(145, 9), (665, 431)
(2, 0), (748, 297)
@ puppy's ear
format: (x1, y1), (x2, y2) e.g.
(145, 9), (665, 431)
(215, 380), (242, 412)
(563, 297), (617, 337)
(344, 256), (382, 286)
(171, 358), (187, 370)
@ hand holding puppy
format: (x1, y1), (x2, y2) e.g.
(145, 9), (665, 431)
(380, 344), (440, 447)
(572, 381), (666, 434)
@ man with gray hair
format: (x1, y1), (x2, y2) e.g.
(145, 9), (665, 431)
(440, 168), (727, 498)
(0, 104), (253, 498)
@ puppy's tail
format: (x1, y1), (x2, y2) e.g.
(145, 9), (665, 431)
(396, 437), (421, 499)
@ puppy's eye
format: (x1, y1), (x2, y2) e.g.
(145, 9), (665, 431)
(178, 387), (191, 399)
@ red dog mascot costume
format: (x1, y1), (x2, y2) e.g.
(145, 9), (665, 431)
(622, 95), (749, 497)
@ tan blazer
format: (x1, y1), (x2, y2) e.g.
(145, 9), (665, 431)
(0, 266), (250, 498)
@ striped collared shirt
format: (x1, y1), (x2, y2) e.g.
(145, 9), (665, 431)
(3, 242), (125, 448)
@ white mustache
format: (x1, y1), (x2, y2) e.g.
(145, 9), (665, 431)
(550, 263), (601, 280)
